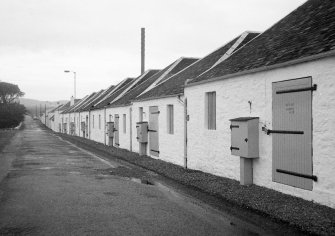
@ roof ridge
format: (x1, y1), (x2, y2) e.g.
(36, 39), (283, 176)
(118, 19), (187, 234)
(93, 79), (132, 108)
(73, 92), (99, 112)
(137, 59), (182, 97)
(108, 70), (155, 105)
(143, 36), (243, 92)
(189, 0), (335, 85)
(194, 31), (260, 79)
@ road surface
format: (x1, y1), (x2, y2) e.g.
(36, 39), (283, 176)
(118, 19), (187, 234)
(0, 116), (299, 235)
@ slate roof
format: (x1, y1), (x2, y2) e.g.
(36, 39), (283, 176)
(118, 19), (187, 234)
(191, 0), (335, 84)
(86, 85), (116, 109)
(61, 99), (81, 114)
(110, 58), (197, 107)
(78, 90), (106, 112)
(90, 78), (135, 110)
(90, 71), (158, 110)
(135, 32), (259, 101)
(71, 92), (98, 113)
(58, 102), (71, 112)
(48, 104), (64, 113)
(91, 70), (159, 109)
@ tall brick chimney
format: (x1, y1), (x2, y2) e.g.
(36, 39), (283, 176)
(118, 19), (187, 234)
(70, 96), (75, 106)
(141, 28), (145, 74)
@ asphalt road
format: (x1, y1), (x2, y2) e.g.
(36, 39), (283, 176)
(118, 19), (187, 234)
(0, 116), (284, 236)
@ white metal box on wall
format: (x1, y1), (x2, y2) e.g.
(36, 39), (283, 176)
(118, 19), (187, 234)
(230, 117), (259, 158)
(136, 122), (148, 143)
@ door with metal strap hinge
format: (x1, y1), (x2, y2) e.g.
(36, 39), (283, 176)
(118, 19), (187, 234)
(149, 106), (159, 157)
(272, 76), (316, 190)
(114, 115), (120, 147)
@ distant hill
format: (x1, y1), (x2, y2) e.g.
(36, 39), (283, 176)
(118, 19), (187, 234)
(19, 98), (68, 116)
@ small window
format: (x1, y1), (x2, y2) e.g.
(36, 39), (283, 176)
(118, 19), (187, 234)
(139, 107), (143, 122)
(93, 115), (95, 128)
(167, 105), (174, 134)
(99, 114), (101, 129)
(123, 114), (126, 133)
(205, 92), (216, 130)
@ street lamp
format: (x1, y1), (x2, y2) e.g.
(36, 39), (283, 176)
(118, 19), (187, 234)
(64, 70), (76, 98)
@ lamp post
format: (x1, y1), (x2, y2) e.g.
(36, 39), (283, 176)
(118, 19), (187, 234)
(64, 70), (76, 98)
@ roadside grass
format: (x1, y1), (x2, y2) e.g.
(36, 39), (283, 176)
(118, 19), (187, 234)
(0, 130), (18, 153)
(55, 132), (334, 236)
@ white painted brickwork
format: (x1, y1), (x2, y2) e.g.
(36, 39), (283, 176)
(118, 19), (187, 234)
(132, 97), (185, 166)
(89, 109), (105, 144)
(185, 56), (335, 208)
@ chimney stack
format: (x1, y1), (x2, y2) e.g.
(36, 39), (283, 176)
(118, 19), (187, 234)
(141, 28), (145, 74)
(70, 96), (75, 106)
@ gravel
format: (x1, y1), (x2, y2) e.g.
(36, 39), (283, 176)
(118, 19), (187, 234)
(55, 132), (335, 235)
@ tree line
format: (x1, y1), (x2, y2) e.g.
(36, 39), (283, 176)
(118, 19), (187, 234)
(0, 82), (26, 128)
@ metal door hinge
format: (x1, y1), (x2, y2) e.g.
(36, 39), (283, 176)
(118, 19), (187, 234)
(276, 84), (317, 94)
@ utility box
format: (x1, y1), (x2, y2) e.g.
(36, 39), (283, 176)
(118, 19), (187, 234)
(230, 117), (259, 158)
(81, 122), (85, 131)
(230, 117), (259, 186)
(107, 122), (114, 138)
(136, 122), (148, 143)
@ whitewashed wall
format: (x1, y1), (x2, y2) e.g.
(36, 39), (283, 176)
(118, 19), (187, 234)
(60, 113), (70, 134)
(132, 97), (185, 166)
(185, 56), (335, 208)
(53, 111), (62, 133)
(105, 106), (131, 150)
(69, 113), (75, 135)
(89, 109), (105, 144)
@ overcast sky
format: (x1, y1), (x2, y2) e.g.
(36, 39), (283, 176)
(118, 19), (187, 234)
(0, 0), (306, 101)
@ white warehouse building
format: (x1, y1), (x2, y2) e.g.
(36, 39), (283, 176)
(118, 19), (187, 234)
(184, 0), (335, 208)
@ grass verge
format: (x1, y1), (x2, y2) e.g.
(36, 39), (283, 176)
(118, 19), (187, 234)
(0, 130), (18, 153)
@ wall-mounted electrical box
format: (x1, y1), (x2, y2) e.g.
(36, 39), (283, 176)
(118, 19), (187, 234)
(136, 122), (148, 143)
(81, 122), (85, 131)
(230, 117), (259, 186)
(230, 117), (259, 158)
(107, 122), (115, 138)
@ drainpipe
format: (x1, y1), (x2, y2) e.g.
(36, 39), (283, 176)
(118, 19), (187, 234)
(89, 110), (91, 140)
(184, 98), (188, 169)
(78, 111), (80, 137)
(104, 107), (106, 145)
(129, 107), (132, 151)
(177, 94), (188, 169)
(68, 113), (70, 135)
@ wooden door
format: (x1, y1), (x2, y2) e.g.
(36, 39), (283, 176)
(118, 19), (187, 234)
(272, 77), (313, 190)
(149, 106), (159, 156)
(114, 115), (120, 147)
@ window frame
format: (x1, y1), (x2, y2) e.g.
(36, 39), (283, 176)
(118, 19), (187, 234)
(139, 107), (143, 122)
(167, 104), (174, 134)
(123, 114), (126, 133)
(205, 91), (216, 130)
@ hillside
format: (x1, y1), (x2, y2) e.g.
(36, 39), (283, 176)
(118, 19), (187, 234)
(19, 98), (68, 116)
